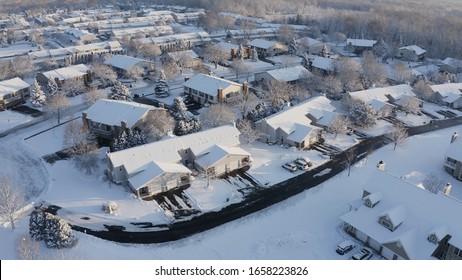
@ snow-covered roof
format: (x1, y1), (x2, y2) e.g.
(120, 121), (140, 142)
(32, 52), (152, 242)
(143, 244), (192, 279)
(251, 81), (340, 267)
(429, 225), (449, 242)
(399, 45), (426, 55)
(0, 77), (30, 96)
(248, 39), (281, 50)
(138, 32), (211, 46)
(296, 37), (322, 47)
(264, 65), (311, 83)
(64, 28), (96, 40)
(308, 109), (340, 127)
(441, 57), (462, 68)
(308, 55), (335, 71)
(41, 64), (89, 81)
(128, 161), (192, 191)
(195, 144), (250, 168)
(104, 55), (151, 71)
(380, 204), (406, 228)
(349, 84), (416, 105)
(183, 74), (242, 97)
(216, 42), (239, 52)
(445, 137), (462, 162)
(287, 124), (317, 143)
(260, 96), (335, 135)
(341, 169), (462, 259)
(108, 125), (241, 175)
(430, 83), (462, 101)
(363, 192), (383, 206)
(110, 26), (173, 37)
(166, 50), (199, 60)
(347, 39), (377, 48)
(85, 99), (157, 128)
(29, 41), (122, 62)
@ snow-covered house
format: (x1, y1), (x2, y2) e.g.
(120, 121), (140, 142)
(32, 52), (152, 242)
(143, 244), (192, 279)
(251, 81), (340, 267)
(341, 168), (462, 260)
(104, 54), (155, 78)
(64, 28), (98, 44)
(36, 64), (91, 88)
(106, 125), (250, 198)
(307, 55), (336, 75)
(166, 50), (201, 68)
(82, 99), (161, 140)
(172, 12), (204, 24)
(137, 32), (211, 52)
(397, 45), (427, 62)
(183, 74), (246, 105)
(443, 135), (462, 180)
(346, 39), (377, 54)
(430, 83), (462, 109)
(226, 28), (277, 41)
(439, 57), (462, 74)
(254, 65), (312, 84)
(0, 77), (30, 110)
(247, 39), (287, 58)
(343, 84), (419, 117)
(296, 36), (323, 53)
(256, 96), (335, 148)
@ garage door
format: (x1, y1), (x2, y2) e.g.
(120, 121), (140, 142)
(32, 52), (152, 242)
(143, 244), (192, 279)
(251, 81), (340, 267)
(355, 230), (368, 243)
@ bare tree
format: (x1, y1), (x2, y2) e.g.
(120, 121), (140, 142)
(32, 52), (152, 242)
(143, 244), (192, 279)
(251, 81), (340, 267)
(62, 78), (85, 97)
(91, 63), (117, 86)
(139, 42), (161, 58)
(277, 24), (297, 44)
(328, 115), (350, 138)
(63, 121), (98, 155)
(201, 103), (237, 128)
(335, 57), (362, 92)
(16, 234), (40, 260)
(361, 51), (388, 88)
(331, 32), (347, 47)
(0, 175), (26, 230)
(84, 89), (107, 105)
(344, 147), (357, 177)
(237, 119), (262, 143)
(349, 99), (377, 128)
(226, 89), (258, 119)
(400, 96), (421, 115)
(125, 65), (144, 81)
(393, 63), (413, 84)
(204, 44), (230, 69)
(413, 80), (434, 101)
(239, 19), (258, 40)
(386, 123), (408, 150)
(142, 110), (176, 141)
(230, 59), (251, 80)
(162, 58), (181, 79)
(422, 173), (447, 194)
(265, 80), (294, 108)
(9, 56), (34, 78)
(321, 75), (343, 100)
(74, 152), (99, 175)
(46, 93), (70, 124)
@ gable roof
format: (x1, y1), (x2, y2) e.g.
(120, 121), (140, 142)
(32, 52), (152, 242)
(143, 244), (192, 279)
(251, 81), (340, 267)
(347, 39), (377, 48)
(128, 161), (191, 191)
(104, 55), (150, 71)
(341, 169), (462, 259)
(85, 99), (157, 128)
(430, 83), (462, 98)
(248, 39), (280, 49)
(349, 84), (416, 105)
(399, 45), (426, 55)
(108, 125), (241, 175)
(41, 64), (89, 81)
(0, 77), (30, 96)
(195, 144), (250, 168)
(265, 65), (311, 82)
(166, 49), (199, 60)
(445, 136), (462, 162)
(286, 123), (318, 143)
(308, 55), (335, 71)
(183, 74), (242, 97)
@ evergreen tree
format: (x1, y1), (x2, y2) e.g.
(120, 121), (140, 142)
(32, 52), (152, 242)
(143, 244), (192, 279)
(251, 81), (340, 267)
(111, 129), (146, 151)
(170, 97), (202, 136)
(236, 44), (245, 60)
(30, 80), (46, 107)
(251, 47), (259, 62)
(154, 72), (171, 98)
(110, 81), (132, 101)
(288, 38), (298, 55)
(319, 44), (329, 57)
(29, 209), (46, 241)
(43, 212), (77, 249)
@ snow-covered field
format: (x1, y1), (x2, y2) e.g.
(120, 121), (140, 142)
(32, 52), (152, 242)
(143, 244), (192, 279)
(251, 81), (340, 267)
(0, 110), (34, 133)
(1, 121), (461, 259)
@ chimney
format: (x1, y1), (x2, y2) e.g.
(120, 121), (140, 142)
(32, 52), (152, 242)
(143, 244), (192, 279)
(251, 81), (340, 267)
(82, 112), (88, 127)
(246, 47), (251, 59)
(443, 183), (452, 196)
(451, 132), (458, 143)
(217, 87), (224, 102)
(243, 82), (248, 94)
(121, 120), (127, 130)
(377, 160), (385, 171)
(184, 77), (189, 82)
(158, 102), (164, 109)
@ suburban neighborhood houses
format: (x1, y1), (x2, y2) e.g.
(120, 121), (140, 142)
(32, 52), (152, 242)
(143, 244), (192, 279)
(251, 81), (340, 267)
(1, 0), (462, 263)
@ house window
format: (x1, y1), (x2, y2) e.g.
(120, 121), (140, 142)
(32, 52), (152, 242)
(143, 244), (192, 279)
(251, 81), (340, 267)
(454, 248), (460, 256)
(380, 218), (393, 231)
(365, 199), (372, 208)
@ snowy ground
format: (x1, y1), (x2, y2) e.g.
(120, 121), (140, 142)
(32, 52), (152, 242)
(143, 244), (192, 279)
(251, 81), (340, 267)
(0, 110), (34, 133)
(395, 111), (432, 126)
(266, 55), (303, 66)
(2, 125), (460, 260)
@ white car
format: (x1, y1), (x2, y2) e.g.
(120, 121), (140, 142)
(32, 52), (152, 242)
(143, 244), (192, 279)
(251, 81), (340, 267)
(351, 248), (373, 260)
(336, 240), (356, 255)
(294, 158), (313, 170)
(282, 162), (297, 172)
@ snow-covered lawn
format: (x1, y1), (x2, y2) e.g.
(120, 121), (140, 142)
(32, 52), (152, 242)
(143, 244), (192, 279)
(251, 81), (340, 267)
(354, 119), (393, 136)
(266, 55), (303, 66)
(0, 110), (33, 133)
(323, 133), (359, 150)
(395, 111), (432, 126)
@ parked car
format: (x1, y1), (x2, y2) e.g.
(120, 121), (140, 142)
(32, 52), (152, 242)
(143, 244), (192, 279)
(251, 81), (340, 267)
(336, 240), (356, 255)
(351, 248), (373, 260)
(282, 162), (297, 172)
(294, 158), (313, 170)
(281, 143), (290, 149)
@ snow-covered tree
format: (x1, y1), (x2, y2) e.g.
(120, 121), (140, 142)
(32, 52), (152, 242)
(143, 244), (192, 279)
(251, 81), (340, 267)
(29, 209), (46, 240)
(46, 93), (70, 124)
(204, 44), (230, 69)
(201, 103), (237, 128)
(319, 44), (329, 58)
(30, 80), (46, 107)
(63, 121), (97, 155)
(142, 110), (175, 141)
(170, 97), (202, 135)
(237, 119), (262, 143)
(84, 89), (107, 105)
(226, 89), (258, 119)
(235, 44), (245, 60)
(413, 80), (434, 101)
(422, 173), (447, 194)
(265, 80), (294, 108)
(91, 63), (117, 86)
(62, 78), (85, 97)
(43, 212), (78, 249)
(335, 57), (362, 92)
(9, 56), (34, 78)
(74, 152), (99, 175)
(328, 115), (351, 138)
(385, 123), (408, 150)
(155, 72), (171, 98)
(47, 78), (58, 96)
(110, 81), (132, 101)
(16, 234), (40, 260)
(126, 65), (144, 81)
(172, 96), (188, 114)
(393, 63), (413, 84)
(400, 96), (421, 115)
(162, 57), (181, 79)
(246, 102), (279, 123)
(0, 175), (26, 230)
(349, 100), (377, 128)
(373, 38), (388, 57)
(111, 129), (147, 151)
(361, 51), (388, 88)
(277, 24), (297, 44)
(321, 75), (343, 100)
(251, 47), (259, 62)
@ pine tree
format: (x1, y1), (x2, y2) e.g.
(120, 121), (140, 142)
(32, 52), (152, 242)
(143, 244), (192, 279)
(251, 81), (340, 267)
(29, 209), (46, 241)
(43, 213), (77, 249)
(251, 47), (259, 62)
(47, 79), (58, 96)
(236, 44), (245, 60)
(319, 44), (329, 57)
(110, 81), (132, 101)
(154, 72), (171, 98)
(30, 80), (46, 107)
(288, 38), (298, 55)
(349, 100), (377, 128)
(171, 97), (202, 136)
(111, 129), (146, 151)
